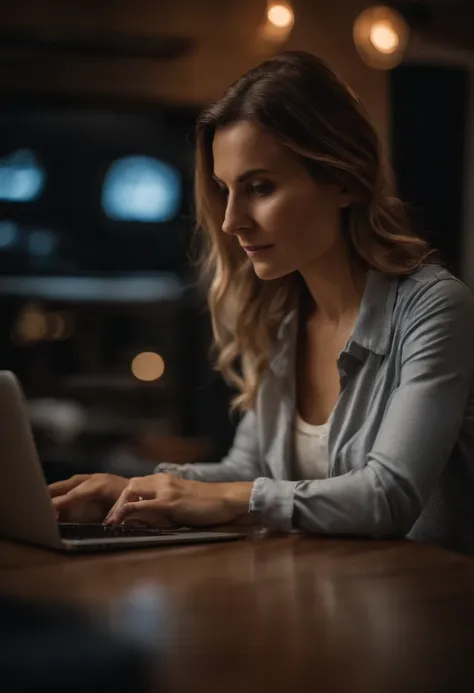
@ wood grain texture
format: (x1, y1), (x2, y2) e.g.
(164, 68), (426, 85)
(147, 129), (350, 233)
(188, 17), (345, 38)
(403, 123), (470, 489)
(1, 531), (474, 693)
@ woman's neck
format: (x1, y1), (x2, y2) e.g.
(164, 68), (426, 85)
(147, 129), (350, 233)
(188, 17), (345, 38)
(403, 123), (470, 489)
(299, 247), (368, 326)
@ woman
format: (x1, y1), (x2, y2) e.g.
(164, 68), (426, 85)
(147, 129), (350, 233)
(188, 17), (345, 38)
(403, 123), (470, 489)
(50, 51), (474, 553)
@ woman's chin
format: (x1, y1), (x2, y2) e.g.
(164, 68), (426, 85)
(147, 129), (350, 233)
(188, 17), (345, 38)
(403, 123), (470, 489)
(252, 263), (291, 281)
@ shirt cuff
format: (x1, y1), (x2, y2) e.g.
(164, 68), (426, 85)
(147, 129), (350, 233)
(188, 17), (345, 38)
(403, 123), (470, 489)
(154, 462), (187, 478)
(249, 477), (297, 531)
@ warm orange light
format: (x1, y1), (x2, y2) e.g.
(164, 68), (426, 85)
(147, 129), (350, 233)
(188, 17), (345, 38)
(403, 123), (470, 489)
(131, 352), (165, 382)
(15, 304), (47, 342)
(267, 3), (294, 29)
(353, 5), (409, 70)
(370, 21), (399, 54)
(46, 311), (74, 341)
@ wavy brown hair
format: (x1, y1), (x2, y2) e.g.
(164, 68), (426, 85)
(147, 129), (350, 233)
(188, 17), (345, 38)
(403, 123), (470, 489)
(194, 50), (439, 412)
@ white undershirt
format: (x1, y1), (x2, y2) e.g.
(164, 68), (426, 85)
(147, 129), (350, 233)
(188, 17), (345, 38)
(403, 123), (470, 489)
(292, 409), (334, 480)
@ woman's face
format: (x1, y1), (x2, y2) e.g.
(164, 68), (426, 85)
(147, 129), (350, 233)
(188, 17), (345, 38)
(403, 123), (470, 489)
(212, 121), (351, 281)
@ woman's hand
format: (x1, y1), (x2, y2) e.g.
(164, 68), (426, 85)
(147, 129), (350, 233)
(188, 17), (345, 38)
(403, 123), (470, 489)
(49, 473), (129, 523)
(104, 473), (254, 528)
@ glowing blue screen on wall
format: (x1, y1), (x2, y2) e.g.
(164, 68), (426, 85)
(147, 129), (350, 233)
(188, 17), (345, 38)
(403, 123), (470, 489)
(0, 149), (46, 202)
(102, 156), (182, 223)
(0, 221), (18, 248)
(28, 229), (57, 256)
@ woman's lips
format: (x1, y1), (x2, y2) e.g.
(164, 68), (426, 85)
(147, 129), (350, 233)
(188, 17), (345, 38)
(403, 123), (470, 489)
(243, 244), (275, 257)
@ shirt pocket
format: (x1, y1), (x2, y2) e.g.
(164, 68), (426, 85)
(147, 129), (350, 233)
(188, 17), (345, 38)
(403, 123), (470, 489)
(333, 356), (396, 474)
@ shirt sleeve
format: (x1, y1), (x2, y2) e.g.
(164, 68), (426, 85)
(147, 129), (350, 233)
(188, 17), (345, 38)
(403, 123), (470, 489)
(249, 278), (474, 537)
(154, 409), (260, 482)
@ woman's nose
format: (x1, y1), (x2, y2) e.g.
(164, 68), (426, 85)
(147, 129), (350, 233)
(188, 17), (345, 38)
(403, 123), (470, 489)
(221, 197), (250, 235)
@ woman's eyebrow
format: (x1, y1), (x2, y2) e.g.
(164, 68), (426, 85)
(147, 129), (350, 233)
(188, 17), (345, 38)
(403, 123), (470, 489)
(212, 168), (272, 185)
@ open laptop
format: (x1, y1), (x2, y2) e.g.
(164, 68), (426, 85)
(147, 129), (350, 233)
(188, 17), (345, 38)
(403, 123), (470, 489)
(0, 371), (245, 552)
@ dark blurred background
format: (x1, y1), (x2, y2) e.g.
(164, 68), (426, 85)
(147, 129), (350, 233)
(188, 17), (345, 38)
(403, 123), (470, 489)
(0, 0), (473, 482)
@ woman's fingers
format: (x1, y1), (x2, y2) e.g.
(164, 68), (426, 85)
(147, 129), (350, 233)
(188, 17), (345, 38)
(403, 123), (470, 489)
(108, 499), (165, 526)
(105, 474), (181, 526)
(105, 480), (157, 521)
(51, 480), (106, 523)
(105, 488), (131, 522)
(51, 480), (95, 509)
(51, 490), (79, 512)
(105, 489), (147, 524)
(48, 475), (90, 498)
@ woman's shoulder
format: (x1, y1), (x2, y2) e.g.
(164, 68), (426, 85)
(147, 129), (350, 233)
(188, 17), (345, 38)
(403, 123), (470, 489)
(395, 264), (474, 330)
(397, 264), (474, 308)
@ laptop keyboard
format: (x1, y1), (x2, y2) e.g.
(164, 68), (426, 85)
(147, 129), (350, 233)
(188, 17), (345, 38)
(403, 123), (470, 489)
(59, 522), (190, 540)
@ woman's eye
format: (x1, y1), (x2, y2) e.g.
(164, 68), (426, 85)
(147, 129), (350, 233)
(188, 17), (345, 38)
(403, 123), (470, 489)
(249, 181), (273, 196)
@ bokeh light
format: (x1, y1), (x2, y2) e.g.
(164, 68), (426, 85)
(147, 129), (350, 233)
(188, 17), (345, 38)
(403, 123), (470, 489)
(353, 5), (409, 70)
(15, 304), (48, 343)
(267, 3), (294, 29)
(102, 156), (181, 223)
(370, 21), (399, 54)
(0, 149), (46, 202)
(0, 221), (19, 249)
(27, 229), (57, 257)
(131, 352), (165, 382)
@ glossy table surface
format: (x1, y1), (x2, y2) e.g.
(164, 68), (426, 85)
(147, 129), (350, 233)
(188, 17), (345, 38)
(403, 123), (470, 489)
(1, 530), (474, 693)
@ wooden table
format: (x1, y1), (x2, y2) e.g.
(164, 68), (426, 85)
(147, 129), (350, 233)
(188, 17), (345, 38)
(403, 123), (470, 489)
(1, 531), (474, 693)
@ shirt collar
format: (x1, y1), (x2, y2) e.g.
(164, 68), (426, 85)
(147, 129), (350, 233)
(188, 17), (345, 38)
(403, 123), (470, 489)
(269, 269), (399, 376)
(349, 268), (398, 356)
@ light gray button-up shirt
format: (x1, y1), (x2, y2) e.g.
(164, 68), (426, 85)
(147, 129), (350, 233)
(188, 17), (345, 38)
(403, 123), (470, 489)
(156, 265), (474, 554)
